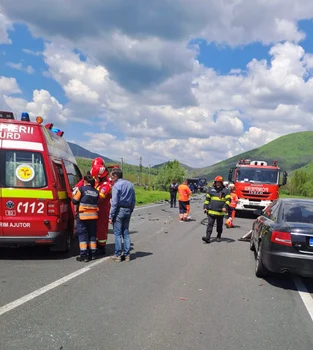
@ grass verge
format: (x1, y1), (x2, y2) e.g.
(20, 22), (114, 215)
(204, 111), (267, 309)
(135, 187), (169, 205)
(279, 193), (313, 199)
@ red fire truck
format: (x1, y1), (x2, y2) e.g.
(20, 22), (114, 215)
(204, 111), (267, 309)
(0, 111), (82, 251)
(228, 159), (288, 212)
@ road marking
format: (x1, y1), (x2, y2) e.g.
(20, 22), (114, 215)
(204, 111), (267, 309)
(0, 256), (110, 317)
(293, 276), (313, 322)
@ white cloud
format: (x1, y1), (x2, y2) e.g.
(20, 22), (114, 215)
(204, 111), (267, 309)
(7, 62), (35, 74)
(2, 2), (313, 167)
(0, 7), (11, 44)
(37, 40), (313, 167)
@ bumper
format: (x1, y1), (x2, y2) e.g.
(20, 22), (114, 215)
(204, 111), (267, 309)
(264, 251), (313, 277)
(236, 199), (272, 211)
(0, 231), (66, 247)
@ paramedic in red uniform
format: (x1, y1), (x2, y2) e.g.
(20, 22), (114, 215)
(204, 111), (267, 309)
(90, 164), (112, 255)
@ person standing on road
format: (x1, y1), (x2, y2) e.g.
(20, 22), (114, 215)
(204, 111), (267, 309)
(90, 164), (112, 256)
(178, 179), (192, 222)
(169, 179), (179, 208)
(225, 184), (238, 228)
(202, 176), (231, 243)
(72, 174), (99, 262)
(109, 168), (136, 262)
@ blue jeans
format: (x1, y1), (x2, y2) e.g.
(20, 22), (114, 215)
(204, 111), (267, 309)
(113, 208), (132, 257)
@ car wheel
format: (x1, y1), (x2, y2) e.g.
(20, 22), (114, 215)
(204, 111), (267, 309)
(250, 230), (256, 251)
(255, 241), (268, 278)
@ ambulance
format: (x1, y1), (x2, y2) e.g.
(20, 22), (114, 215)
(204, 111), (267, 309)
(0, 111), (82, 251)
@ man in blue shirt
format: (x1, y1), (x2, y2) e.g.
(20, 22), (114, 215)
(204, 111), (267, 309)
(109, 168), (136, 262)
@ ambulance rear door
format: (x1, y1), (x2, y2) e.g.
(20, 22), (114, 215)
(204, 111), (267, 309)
(1, 149), (53, 237)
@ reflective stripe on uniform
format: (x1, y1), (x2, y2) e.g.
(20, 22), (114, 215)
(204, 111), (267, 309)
(79, 212), (98, 220)
(207, 210), (226, 216)
(1, 188), (53, 199)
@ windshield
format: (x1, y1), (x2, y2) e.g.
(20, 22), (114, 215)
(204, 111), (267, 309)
(236, 168), (278, 184)
(283, 203), (313, 223)
(4, 150), (47, 188)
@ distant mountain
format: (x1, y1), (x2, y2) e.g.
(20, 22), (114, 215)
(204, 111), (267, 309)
(152, 161), (194, 172)
(68, 142), (116, 163)
(191, 131), (313, 181)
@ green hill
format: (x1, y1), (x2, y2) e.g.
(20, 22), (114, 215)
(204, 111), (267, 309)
(192, 131), (313, 181)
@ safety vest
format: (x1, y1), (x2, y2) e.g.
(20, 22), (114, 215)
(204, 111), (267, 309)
(72, 185), (99, 220)
(204, 186), (231, 216)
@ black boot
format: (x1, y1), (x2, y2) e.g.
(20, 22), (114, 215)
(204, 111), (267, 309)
(97, 246), (106, 256)
(216, 237), (221, 242)
(202, 236), (210, 243)
(91, 251), (97, 260)
(76, 254), (89, 262)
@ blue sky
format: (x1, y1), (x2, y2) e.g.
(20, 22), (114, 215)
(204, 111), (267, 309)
(1, 2), (313, 167)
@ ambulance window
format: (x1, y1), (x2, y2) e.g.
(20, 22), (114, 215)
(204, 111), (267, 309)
(64, 160), (82, 188)
(54, 163), (67, 189)
(5, 151), (47, 188)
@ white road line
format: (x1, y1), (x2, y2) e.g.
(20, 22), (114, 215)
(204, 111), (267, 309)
(0, 256), (110, 317)
(293, 276), (313, 322)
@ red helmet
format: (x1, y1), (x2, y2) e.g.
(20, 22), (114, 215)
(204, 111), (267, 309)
(90, 165), (109, 179)
(214, 175), (223, 182)
(92, 157), (105, 168)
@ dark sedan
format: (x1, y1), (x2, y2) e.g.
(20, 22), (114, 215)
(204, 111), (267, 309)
(250, 198), (313, 278)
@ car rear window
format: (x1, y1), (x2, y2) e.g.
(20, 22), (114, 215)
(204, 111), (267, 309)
(283, 203), (313, 223)
(4, 150), (47, 188)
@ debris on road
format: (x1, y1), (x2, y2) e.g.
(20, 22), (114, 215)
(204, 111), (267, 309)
(179, 297), (188, 300)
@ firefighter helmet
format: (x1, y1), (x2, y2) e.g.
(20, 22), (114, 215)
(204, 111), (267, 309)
(90, 165), (109, 179)
(92, 157), (105, 167)
(214, 175), (223, 182)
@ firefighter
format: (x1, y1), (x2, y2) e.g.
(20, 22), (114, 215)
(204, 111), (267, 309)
(225, 184), (238, 228)
(202, 176), (231, 243)
(90, 163), (112, 255)
(72, 174), (99, 262)
(178, 179), (192, 221)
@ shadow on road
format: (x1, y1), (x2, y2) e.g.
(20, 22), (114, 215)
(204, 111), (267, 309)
(128, 250), (153, 261)
(202, 237), (236, 244)
(0, 241), (118, 261)
(262, 274), (313, 293)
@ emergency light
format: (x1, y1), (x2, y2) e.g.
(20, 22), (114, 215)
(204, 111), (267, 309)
(45, 123), (54, 130)
(36, 116), (43, 124)
(51, 127), (64, 137)
(21, 112), (30, 122)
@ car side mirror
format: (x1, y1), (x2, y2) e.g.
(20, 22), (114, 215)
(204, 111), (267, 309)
(253, 209), (263, 216)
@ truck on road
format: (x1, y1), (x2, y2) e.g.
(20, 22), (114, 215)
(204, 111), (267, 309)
(228, 159), (287, 212)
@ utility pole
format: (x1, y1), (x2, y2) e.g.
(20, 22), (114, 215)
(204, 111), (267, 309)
(139, 156), (142, 186)
(120, 157), (123, 171)
(149, 164), (151, 187)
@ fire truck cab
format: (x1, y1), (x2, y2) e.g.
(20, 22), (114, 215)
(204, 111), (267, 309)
(0, 111), (82, 251)
(228, 159), (287, 212)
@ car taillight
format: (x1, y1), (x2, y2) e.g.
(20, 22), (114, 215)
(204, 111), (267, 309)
(47, 201), (60, 216)
(271, 231), (292, 246)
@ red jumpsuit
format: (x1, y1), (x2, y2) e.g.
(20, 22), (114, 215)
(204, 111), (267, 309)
(95, 178), (112, 249)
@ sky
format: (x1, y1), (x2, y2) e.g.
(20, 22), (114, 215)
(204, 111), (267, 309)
(1, 1), (313, 168)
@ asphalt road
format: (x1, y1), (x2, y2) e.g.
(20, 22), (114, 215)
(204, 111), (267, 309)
(1, 196), (313, 350)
